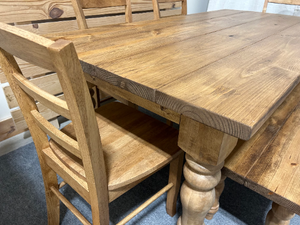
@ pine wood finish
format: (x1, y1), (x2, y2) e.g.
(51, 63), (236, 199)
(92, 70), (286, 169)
(0, 23), (183, 224)
(44, 10), (300, 224)
(45, 10), (300, 140)
(263, 0), (300, 12)
(71, 0), (133, 29)
(152, 0), (187, 19)
(222, 82), (300, 224)
(0, 0), (180, 143)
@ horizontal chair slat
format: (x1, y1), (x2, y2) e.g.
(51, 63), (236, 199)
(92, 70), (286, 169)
(10, 94), (64, 132)
(4, 73), (62, 108)
(12, 72), (70, 119)
(117, 183), (174, 225)
(31, 110), (82, 159)
(0, 58), (52, 83)
(50, 187), (91, 225)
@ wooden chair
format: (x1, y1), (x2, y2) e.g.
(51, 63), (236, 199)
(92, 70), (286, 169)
(152, 0), (187, 20)
(72, 0), (133, 29)
(0, 23), (184, 225)
(263, 0), (300, 13)
(216, 83), (300, 225)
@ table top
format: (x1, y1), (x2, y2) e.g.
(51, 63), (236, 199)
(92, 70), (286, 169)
(46, 10), (300, 140)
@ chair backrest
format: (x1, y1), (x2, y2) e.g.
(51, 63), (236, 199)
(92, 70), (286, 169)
(263, 0), (300, 13)
(152, 0), (187, 20)
(0, 22), (108, 221)
(72, 0), (133, 29)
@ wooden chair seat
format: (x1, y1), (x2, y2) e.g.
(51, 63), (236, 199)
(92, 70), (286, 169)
(47, 102), (181, 191)
(223, 84), (300, 224)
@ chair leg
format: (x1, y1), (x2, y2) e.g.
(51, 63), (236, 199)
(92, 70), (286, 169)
(42, 169), (60, 225)
(265, 202), (295, 225)
(166, 152), (184, 216)
(205, 174), (226, 220)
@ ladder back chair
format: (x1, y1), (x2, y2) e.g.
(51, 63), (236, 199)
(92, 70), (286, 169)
(0, 22), (184, 225)
(152, 0), (187, 20)
(263, 0), (300, 12)
(72, 0), (133, 29)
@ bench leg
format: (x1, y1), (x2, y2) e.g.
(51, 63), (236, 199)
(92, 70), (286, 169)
(265, 202), (295, 225)
(205, 174), (226, 220)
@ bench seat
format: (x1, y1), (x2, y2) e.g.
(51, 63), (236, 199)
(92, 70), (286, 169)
(223, 83), (300, 223)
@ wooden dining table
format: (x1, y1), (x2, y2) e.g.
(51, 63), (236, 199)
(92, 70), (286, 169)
(46, 9), (300, 224)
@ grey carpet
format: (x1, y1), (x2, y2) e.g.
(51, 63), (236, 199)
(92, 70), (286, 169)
(1, 141), (300, 225)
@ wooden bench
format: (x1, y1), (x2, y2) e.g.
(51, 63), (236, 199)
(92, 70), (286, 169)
(222, 83), (300, 224)
(0, 0), (183, 142)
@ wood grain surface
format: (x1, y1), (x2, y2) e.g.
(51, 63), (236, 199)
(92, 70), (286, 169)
(0, 0), (179, 23)
(0, 0), (181, 141)
(224, 82), (300, 215)
(46, 10), (300, 140)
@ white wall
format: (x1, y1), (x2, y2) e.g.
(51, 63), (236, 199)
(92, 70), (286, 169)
(0, 82), (11, 121)
(208, 0), (300, 16)
(188, 0), (209, 14)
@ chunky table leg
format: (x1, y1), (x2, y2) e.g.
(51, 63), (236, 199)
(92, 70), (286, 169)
(265, 202), (295, 225)
(178, 115), (238, 225)
(205, 174), (226, 220)
(177, 154), (224, 225)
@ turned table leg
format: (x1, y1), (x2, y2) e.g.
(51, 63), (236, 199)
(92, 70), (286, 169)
(205, 175), (226, 220)
(265, 203), (295, 225)
(177, 115), (238, 225)
(177, 155), (224, 225)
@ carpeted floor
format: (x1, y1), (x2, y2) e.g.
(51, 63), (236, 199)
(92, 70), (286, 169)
(1, 140), (300, 225)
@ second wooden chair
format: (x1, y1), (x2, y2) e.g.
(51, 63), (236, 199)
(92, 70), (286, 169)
(72, 0), (133, 29)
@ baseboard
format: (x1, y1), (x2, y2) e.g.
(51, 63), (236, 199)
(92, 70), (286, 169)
(0, 130), (33, 157)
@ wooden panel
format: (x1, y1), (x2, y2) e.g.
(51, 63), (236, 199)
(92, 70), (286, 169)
(0, 58), (51, 83)
(156, 28), (300, 139)
(0, 117), (18, 142)
(10, 95), (64, 131)
(245, 105), (300, 214)
(0, 9), (181, 83)
(4, 73), (62, 108)
(224, 83), (300, 214)
(0, 0), (178, 23)
(224, 82), (300, 183)
(58, 11), (300, 139)
(269, 0), (300, 5)
(80, 0), (126, 8)
(17, 7), (180, 35)
(84, 74), (180, 123)
(0, 116), (58, 142)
